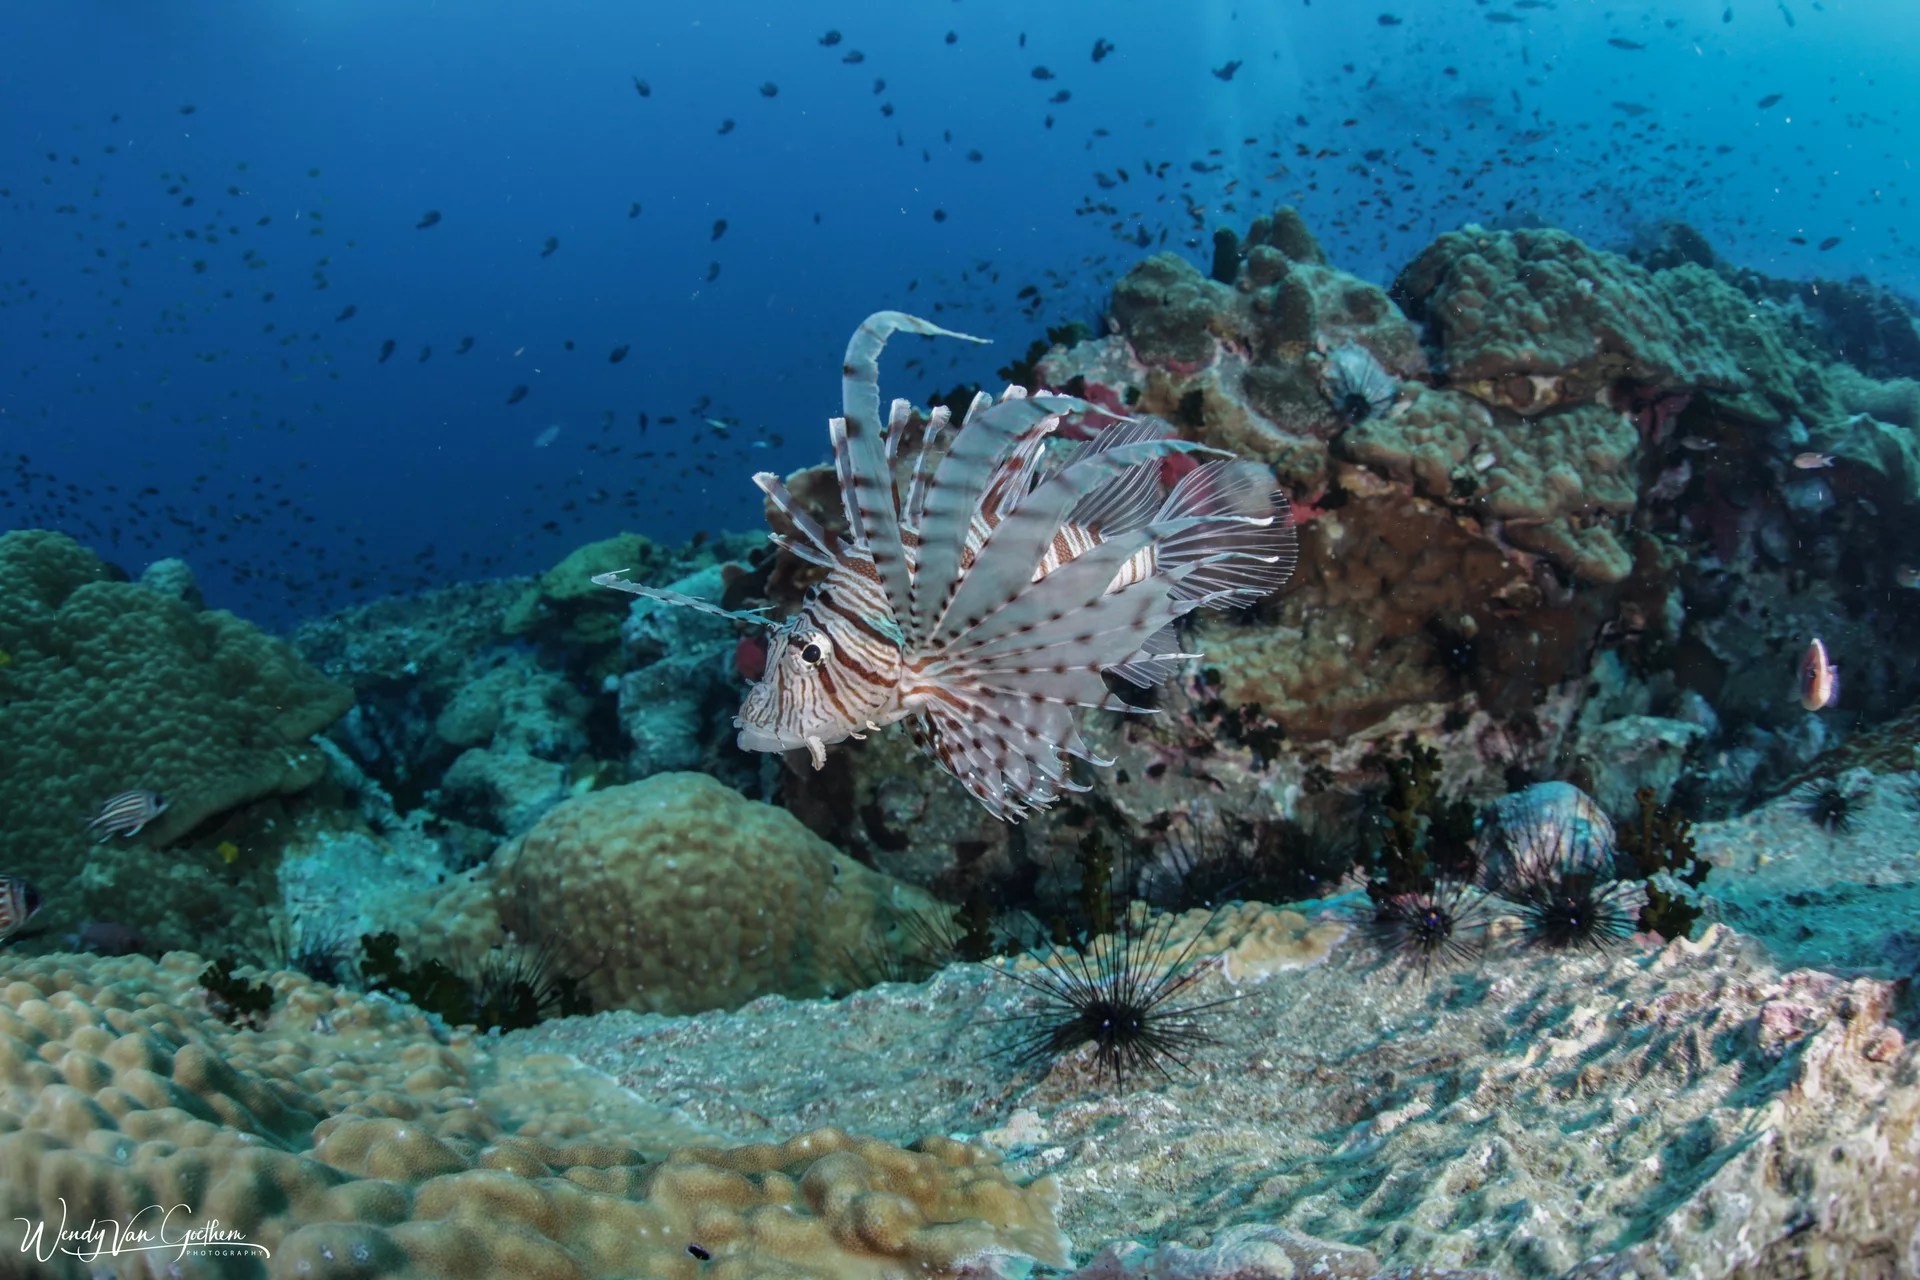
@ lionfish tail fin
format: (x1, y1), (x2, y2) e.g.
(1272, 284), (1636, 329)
(590, 571), (776, 628)
(1153, 461), (1299, 606)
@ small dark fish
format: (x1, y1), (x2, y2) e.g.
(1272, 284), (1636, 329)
(1778, 0), (1795, 26)
(1757, 92), (1782, 108)
(711, 218), (728, 241)
(932, 208), (948, 222)
(335, 305), (357, 322)
(377, 339), (396, 363)
(417, 346), (432, 363)
(416, 209), (442, 229)
(1378, 13), (1403, 25)
(841, 49), (864, 64)
(86, 791), (168, 842)
(1817, 236), (1840, 251)
(945, 30), (957, 44)
(759, 81), (779, 97)
(1212, 60), (1243, 80)
(873, 77), (886, 94)
(1092, 37), (1115, 62)
(609, 345), (630, 364)
(706, 261), (720, 282)
(457, 336), (475, 354)
(0, 876), (40, 943)
(1485, 11), (1520, 21)
(1723, 4), (1733, 21)
(1049, 89), (1071, 103)
(818, 29), (841, 46)
(1612, 101), (1651, 116)
(633, 76), (651, 97)
(1031, 66), (1054, 80)
(541, 236), (560, 257)
(628, 202), (642, 218)
(1608, 37), (1646, 48)
(507, 384), (529, 405)
(717, 118), (736, 135)
(1799, 638), (1838, 710)
(178, 104), (196, 115)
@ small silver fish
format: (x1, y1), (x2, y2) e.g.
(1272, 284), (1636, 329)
(596, 311), (1297, 820)
(0, 876), (41, 943)
(1894, 565), (1920, 590)
(1792, 451), (1835, 470)
(1798, 638), (1839, 711)
(85, 790), (168, 842)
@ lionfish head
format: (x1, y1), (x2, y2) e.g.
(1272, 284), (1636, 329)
(734, 586), (905, 768)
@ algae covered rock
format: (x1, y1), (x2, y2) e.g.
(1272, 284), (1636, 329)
(0, 530), (352, 948)
(504, 530), (662, 652)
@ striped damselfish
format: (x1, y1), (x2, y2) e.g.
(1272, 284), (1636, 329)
(595, 311), (1297, 820)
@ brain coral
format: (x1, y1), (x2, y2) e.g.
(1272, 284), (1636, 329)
(0, 529), (352, 947)
(433, 772), (939, 1015)
(0, 949), (1067, 1279)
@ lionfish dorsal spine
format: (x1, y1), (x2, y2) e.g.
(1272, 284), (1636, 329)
(837, 312), (987, 626)
(751, 471), (839, 568)
(883, 397), (914, 467)
(906, 393), (1074, 643)
(901, 404), (954, 558)
(931, 435), (1222, 643)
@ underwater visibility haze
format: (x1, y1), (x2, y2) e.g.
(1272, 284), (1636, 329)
(5, 1), (1920, 1276)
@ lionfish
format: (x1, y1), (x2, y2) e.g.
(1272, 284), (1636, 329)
(595, 311), (1297, 820)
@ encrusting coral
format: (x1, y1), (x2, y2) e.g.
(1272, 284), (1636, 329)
(0, 949), (1068, 1278)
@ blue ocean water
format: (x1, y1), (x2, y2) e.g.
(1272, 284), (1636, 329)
(6, 0), (1909, 625)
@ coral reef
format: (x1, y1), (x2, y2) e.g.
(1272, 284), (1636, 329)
(0, 949), (1067, 1278)
(531, 908), (1914, 1279)
(0, 529), (351, 952)
(610, 563), (745, 782)
(502, 530), (664, 664)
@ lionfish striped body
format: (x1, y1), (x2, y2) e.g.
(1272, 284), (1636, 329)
(596, 311), (1297, 820)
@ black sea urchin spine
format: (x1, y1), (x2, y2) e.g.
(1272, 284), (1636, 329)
(999, 906), (1233, 1089)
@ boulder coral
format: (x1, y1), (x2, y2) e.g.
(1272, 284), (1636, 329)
(0, 949), (1068, 1279)
(419, 772), (941, 1015)
(0, 529), (352, 948)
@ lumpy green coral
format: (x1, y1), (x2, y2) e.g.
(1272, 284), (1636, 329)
(416, 772), (942, 1016)
(0, 530), (352, 950)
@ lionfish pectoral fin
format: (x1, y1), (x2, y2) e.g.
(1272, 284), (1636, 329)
(591, 570), (777, 628)
(805, 737), (829, 769)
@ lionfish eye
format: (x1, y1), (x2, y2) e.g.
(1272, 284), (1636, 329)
(800, 641), (825, 664)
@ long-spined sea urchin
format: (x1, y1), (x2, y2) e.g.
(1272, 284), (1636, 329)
(999, 905), (1232, 1089)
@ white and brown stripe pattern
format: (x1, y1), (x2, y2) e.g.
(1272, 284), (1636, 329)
(84, 790), (168, 842)
(0, 876), (40, 942)
(599, 311), (1298, 821)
